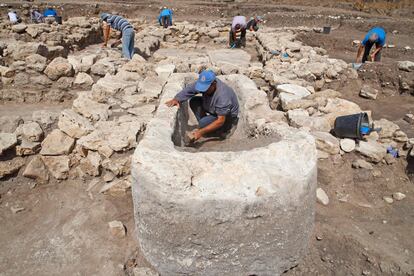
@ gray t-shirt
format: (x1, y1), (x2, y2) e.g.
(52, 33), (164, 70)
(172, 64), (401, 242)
(174, 79), (239, 117)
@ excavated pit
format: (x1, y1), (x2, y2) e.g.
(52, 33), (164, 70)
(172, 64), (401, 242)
(172, 77), (280, 153)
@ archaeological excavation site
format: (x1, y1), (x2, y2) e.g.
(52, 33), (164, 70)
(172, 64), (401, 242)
(0, 1), (413, 275)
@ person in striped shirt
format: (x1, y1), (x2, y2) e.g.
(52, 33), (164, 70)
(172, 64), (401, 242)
(100, 13), (135, 60)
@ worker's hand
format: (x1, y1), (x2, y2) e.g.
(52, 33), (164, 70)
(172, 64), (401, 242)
(370, 53), (376, 62)
(191, 129), (203, 141)
(165, 99), (180, 108)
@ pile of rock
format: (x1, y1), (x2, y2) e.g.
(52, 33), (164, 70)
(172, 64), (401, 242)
(256, 30), (355, 91)
(5, 17), (101, 50)
(0, 50), (172, 197)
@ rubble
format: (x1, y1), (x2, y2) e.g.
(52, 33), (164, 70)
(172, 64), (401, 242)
(383, 196), (394, 204)
(58, 109), (95, 139)
(79, 151), (102, 176)
(352, 159), (373, 170)
(108, 220), (126, 238)
(40, 129), (75, 156)
(404, 113), (414, 124)
(312, 131), (340, 155)
(393, 192), (406, 201)
(356, 141), (386, 163)
(41, 155), (70, 180)
(23, 156), (49, 182)
(316, 187), (329, 206)
(340, 138), (356, 153)
(16, 139), (41, 156)
(15, 122), (43, 142)
(72, 93), (112, 121)
(398, 61), (414, 72)
(100, 178), (131, 195)
(0, 133), (17, 155)
(360, 84), (378, 100)
(0, 157), (25, 179)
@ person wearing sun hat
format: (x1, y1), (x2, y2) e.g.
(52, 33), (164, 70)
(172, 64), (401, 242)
(165, 70), (239, 142)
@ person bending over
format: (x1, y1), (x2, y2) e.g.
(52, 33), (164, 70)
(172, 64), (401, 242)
(158, 7), (173, 28)
(100, 13), (135, 60)
(229, 15), (247, 48)
(356, 26), (386, 63)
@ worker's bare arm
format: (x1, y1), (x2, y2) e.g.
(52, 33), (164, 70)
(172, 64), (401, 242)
(356, 45), (364, 63)
(102, 23), (111, 47)
(193, 115), (226, 140)
(165, 99), (180, 108)
(371, 46), (382, 61)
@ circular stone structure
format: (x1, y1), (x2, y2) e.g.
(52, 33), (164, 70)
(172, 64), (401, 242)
(131, 73), (317, 275)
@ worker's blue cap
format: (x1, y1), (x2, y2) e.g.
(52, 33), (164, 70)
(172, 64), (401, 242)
(100, 13), (110, 21)
(195, 70), (216, 92)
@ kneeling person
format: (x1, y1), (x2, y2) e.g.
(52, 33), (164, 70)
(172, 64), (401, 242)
(165, 70), (239, 141)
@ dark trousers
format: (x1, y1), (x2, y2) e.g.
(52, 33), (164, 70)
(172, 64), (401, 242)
(189, 97), (237, 135)
(362, 40), (382, 63)
(229, 29), (246, 48)
(160, 16), (172, 28)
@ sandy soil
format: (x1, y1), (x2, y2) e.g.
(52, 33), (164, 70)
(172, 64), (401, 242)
(1, 1), (413, 275)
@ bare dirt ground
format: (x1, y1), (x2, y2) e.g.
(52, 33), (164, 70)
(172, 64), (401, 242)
(1, 0), (414, 275)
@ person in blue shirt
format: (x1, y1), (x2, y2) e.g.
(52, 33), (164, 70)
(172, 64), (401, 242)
(356, 27), (386, 63)
(43, 7), (57, 17)
(158, 7), (173, 28)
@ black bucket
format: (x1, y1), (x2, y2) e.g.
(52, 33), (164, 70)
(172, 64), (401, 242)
(334, 112), (369, 140)
(56, 16), (62, 24)
(323, 26), (331, 34)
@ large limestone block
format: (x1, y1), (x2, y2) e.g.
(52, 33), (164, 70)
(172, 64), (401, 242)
(277, 84), (311, 111)
(40, 129), (75, 156)
(91, 75), (137, 102)
(132, 74), (317, 275)
(72, 92), (112, 121)
(208, 49), (251, 70)
(58, 109), (94, 139)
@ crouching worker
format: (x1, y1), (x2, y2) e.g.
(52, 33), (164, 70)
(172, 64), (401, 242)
(158, 7), (173, 28)
(165, 70), (239, 142)
(356, 26), (386, 63)
(100, 13), (135, 60)
(247, 16), (263, 32)
(229, 15), (247, 48)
